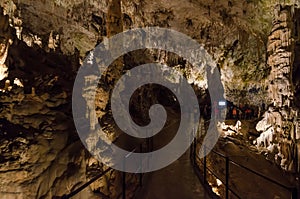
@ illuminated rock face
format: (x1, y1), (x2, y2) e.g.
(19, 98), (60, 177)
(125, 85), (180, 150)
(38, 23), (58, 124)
(0, 0), (300, 198)
(0, 40), (130, 199)
(255, 5), (300, 171)
(267, 5), (295, 108)
(0, 1), (134, 198)
(2, 0), (276, 103)
(0, 7), (12, 81)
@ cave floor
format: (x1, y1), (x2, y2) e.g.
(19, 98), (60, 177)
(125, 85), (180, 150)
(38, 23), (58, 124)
(134, 150), (210, 199)
(134, 115), (211, 199)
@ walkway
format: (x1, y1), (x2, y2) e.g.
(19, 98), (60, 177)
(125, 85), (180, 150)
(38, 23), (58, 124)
(134, 114), (211, 199)
(134, 151), (211, 199)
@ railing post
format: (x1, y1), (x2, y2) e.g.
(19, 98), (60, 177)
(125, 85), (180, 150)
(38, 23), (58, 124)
(122, 156), (126, 199)
(139, 143), (143, 187)
(191, 139), (195, 165)
(122, 172), (126, 199)
(61, 195), (68, 199)
(193, 138), (197, 165)
(225, 156), (229, 199)
(292, 187), (297, 199)
(190, 138), (193, 161)
(151, 137), (154, 151)
(203, 146), (207, 183)
(147, 138), (150, 170)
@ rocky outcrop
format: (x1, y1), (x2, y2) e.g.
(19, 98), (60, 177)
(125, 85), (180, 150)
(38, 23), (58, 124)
(0, 24), (127, 198)
(255, 5), (299, 172)
(0, 6), (14, 81)
(0, 1), (144, 198)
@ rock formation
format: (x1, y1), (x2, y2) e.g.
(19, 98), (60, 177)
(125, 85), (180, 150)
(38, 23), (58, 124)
(255, 4), (299, 172)
(0, 0), (299, 198)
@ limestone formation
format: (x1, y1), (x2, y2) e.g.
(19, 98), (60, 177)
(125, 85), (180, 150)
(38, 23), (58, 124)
(255, 5), (299, 172)
(0, 0), (299, 198)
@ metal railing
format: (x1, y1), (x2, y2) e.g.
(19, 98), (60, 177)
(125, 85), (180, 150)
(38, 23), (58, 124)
(121, 142), (147, 199)
(191, 119), (298, 199)
(55, 136), (153, 199)
(60, 167), (113, 199)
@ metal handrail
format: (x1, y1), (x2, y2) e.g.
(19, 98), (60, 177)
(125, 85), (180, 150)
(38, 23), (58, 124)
(61, 167), (113, 199)
(209, 148), (227, 158)
(192, 137), (298, 199)
(196, 155), (241, 199)
(195, 145), (298, 199)
(205, 145), (296, 191)
(122, 144), (145, 199)
(229, 159), (295, 191)
(55, 137), (152, 199)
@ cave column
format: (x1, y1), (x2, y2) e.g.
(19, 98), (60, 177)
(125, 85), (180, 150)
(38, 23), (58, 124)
(95, 0), (124, 122)
(262, 4), (298, 171)
(92, 1), (125, 197)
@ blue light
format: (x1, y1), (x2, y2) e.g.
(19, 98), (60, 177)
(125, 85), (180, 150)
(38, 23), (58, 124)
(218, 101), (226, 106)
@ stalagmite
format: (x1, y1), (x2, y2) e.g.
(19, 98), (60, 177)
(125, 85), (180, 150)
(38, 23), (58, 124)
(255, 5), (299, 171)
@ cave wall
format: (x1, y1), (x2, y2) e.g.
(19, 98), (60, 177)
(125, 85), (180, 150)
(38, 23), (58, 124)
(0, 4), (128, 199)
(255, 4), (300, 172)
(0, 0), (299, 198)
